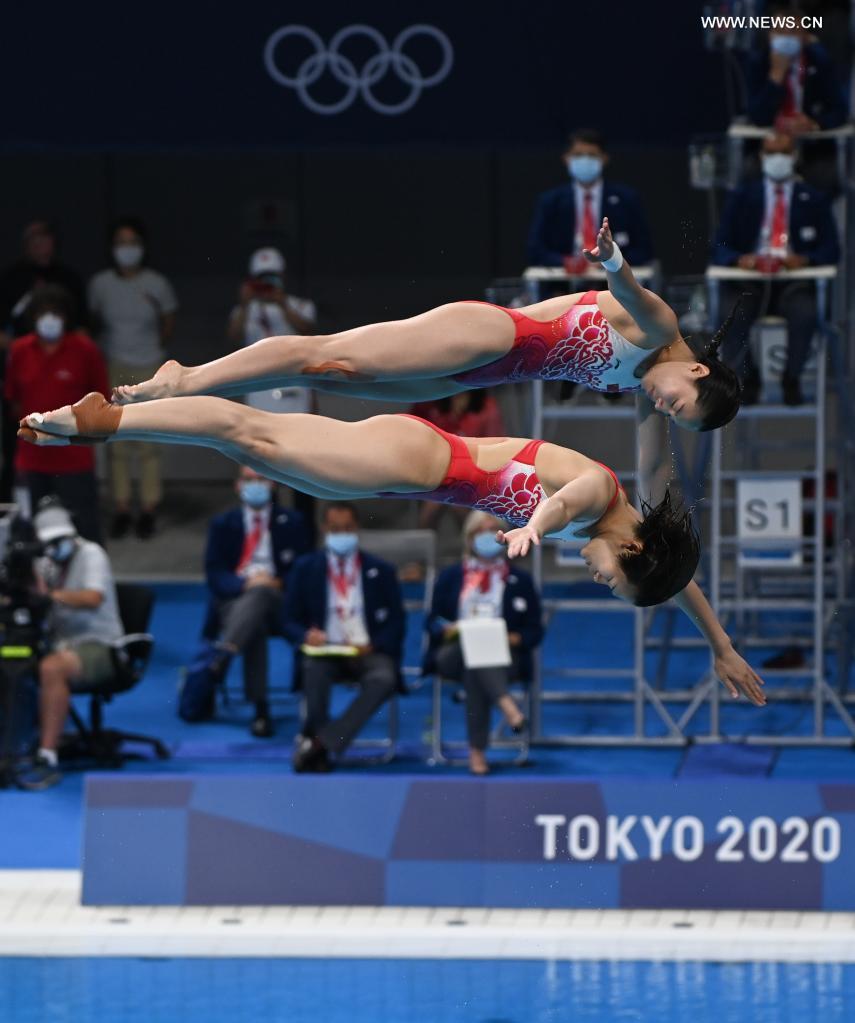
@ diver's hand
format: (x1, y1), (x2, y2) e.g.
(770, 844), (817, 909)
(714, 645), (766, 706)
(583, 217), (615, 264)
(497, 525), (540, 559)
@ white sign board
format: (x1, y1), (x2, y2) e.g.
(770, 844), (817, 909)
(736, 478), (803, 568)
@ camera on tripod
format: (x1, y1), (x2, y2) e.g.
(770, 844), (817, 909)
(0, 503), (53, 788)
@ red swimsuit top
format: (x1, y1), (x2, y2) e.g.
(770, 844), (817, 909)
(386, 415), (621, 530)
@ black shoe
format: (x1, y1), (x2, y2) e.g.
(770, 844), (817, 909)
(250, 714), (274, 739)
(741, 372), (761, 406)
(293, 736), (332, 773)
(136, 511), (157, 539)
(781, 374), (803, 407)
(110, 511), (133, 540)
(510, 716), (528, 735)
(17, 754), (62, 791)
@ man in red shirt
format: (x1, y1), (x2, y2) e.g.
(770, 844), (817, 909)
(5, 285), (109, 542)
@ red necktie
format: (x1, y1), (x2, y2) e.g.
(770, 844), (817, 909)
(581, 190), (596, 249)
(770, 185), (788, 251)
(237, 513), (264, 572)
(781, 59), (804, 117)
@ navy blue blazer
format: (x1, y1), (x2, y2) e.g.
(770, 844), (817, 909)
(423, 563), (544, 683)
(202, 502), (311, 638)
(526, 180), (654, 267)
(712, 179), (840, 267)
(282, 550), (406, 690)
(746, 43), (847, 130)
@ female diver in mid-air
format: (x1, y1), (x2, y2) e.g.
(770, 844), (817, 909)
(19, 394), (764, 706)
(111, 219), (741, 436)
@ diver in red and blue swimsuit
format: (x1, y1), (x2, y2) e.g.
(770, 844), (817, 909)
(112, 219), (741, 435)
(22, 390), (764, 705)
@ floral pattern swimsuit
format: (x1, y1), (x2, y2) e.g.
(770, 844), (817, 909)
(452, 290), (648, 393)
(382, 415), (621, 533)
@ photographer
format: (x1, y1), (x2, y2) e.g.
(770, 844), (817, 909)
(18, 502), (122, 791)
(227, 247), (318, 538)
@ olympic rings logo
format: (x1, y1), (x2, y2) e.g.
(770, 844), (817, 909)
(263, 24), (454, 116)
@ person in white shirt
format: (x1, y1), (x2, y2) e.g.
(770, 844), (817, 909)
(227, 247), (317, 414)
(227, 247), (318, 538)
(88, 217), (178, 539)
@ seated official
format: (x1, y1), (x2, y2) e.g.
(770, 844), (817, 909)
(423, 512), (544, 776)
(711, 131), (839, 405)
(283, 502), (405, 773)
(202, 467), (311, 737)
(745, 9), (847, 133)
(526, 128), (654, 273)
(19, 501), (123, 790)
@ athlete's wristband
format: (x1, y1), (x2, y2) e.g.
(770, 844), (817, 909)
(601, 243), (624, 273)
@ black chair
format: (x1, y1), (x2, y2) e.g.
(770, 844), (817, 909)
(65, 583), (169, 766)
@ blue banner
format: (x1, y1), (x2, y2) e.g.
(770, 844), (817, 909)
(82, 775), (855, 909)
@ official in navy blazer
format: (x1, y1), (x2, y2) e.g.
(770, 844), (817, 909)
(424, 512), (544, 776)
(746, 21), (847, 131)
(526, 128), (654, 271)
(283, 501), (405, 772)
(203, 466), (311, 737)
(711, 131), (840, 405)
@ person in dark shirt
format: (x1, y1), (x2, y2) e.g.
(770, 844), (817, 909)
(711, 131), (840, 405)
(745, 8), (847, 132)
(526, 128), (654, 272)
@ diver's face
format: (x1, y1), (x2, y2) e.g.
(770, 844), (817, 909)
(642, 361), (710, 430)
(579, 537), (635, 603)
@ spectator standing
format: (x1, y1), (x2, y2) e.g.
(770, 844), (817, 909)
(5, 286), (109, 542)
(526, 129), (654, 273)
(88, 218), (178, 540)
(283, 502), (405, 773)
(18, 501), (123, 790)
(0, 220), (87, 501)
(227, 247), (318, 543)
(424, 512), (543, 775)
(201, 466), (311, 737)
(711, 131), (839, 405)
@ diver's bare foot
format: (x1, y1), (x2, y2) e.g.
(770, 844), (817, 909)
(112, 360), (185, 404)
(18, 393), (123, 445)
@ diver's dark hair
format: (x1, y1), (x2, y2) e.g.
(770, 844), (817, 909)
(694, 297), (746, 431)
(621, 489), (700, 607)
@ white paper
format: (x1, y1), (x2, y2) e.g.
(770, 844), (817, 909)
(457, 618), (511, 669)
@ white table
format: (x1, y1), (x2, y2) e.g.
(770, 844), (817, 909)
(705, 264), (837, 327)
(522, 265), (654, 301)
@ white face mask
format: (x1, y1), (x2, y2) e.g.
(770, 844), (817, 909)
(472, 532), (504, 560)
(113, 243), (144, 269)
(763, 153), (795, 181)
(325, 532), (358, 558)
(770, 34), (801, 58)
(35, 313), (64, 341)
(567, 155), (603, 184)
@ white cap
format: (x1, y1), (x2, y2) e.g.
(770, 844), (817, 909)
(249, 247), (285, 277)
(34, 504), (77, 543)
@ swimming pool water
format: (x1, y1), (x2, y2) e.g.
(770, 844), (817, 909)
(1, 957), (853, 1023)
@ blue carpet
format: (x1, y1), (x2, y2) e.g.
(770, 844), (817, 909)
(0, 581), (852, 870)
